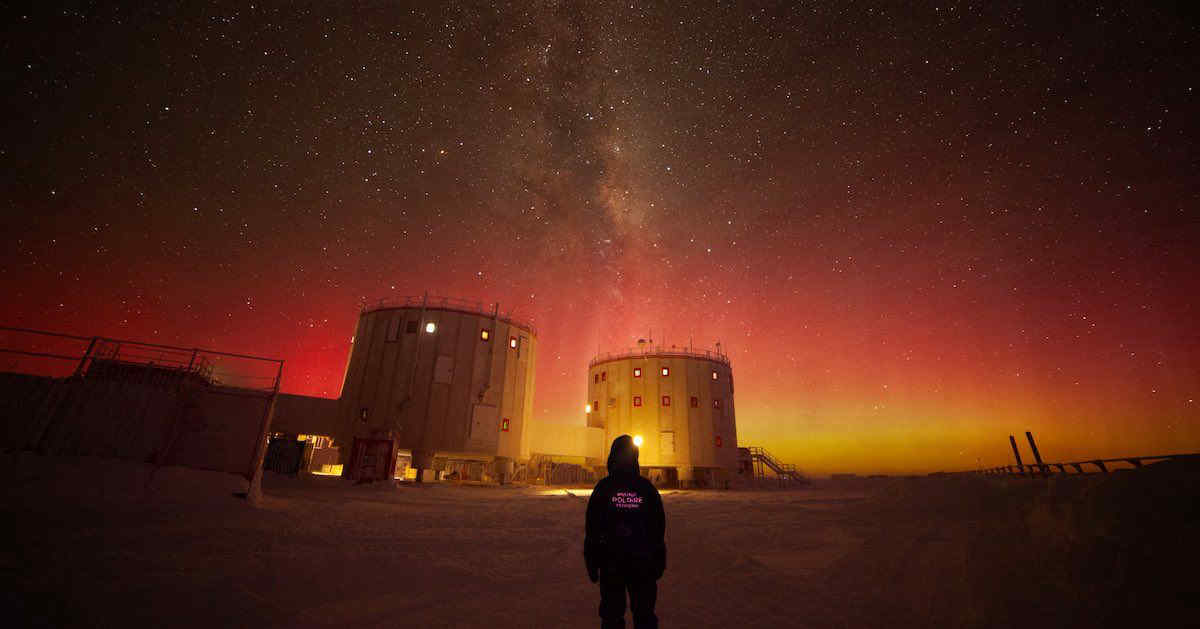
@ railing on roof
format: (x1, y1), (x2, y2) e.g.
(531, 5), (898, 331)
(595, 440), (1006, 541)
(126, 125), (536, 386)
(0, 325), (284, 394)
(362, 294), (537, 336)
(589, 345), (731, 368)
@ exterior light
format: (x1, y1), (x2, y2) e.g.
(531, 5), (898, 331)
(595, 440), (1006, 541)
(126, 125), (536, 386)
(633, 367), (642, 378)
(586, 403), (592, 413)
(424, 322), (436, 333)
(509, 336), (518, 349)
(633, 435), (643, 447)
(661, 366), (669, 376)
(480, 329), (490, 341)
(712, 371), (718, 380)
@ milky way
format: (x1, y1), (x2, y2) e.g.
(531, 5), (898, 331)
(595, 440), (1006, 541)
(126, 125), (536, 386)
(3, 2), (1197, 473)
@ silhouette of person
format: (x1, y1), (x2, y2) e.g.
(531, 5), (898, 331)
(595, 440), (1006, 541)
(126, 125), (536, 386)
(585, 435), (667, 629)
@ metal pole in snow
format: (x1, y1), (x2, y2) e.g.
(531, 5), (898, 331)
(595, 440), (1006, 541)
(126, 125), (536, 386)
(1008, 435), (1025, 476)
(1025, 431), (1048, 477)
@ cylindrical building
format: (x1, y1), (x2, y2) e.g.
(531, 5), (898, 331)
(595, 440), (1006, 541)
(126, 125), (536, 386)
(587, 343), (737, 487)
(335, 295), (536, 482)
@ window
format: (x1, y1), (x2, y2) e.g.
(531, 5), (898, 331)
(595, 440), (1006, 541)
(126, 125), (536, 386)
(713, 399), (722, 409)
(509, 336), (518, 349)
(690, 396), (699, 408)
(406, 320), (419, 334)
(594, 374), (599, 384)
(633, 396), (642, 407)
(661, 366), (670, 377)
(711, 370), (718, 380)
(715, 435), (723, 447)
(501, 417), (510, 432)
(424, 321), (437, 334)
(593, 401), (599, 413)
(661, 395), (671, 407)
(633, 367), (642, 378)
(601, 371), (607, 381)
(480, 329), (490, 342)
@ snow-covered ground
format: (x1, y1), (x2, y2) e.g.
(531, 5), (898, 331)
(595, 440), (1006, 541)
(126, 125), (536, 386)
(3, 452), (1196, 627)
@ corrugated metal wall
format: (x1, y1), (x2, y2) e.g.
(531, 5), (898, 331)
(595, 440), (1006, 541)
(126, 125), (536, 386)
(335, 305), (536, 467)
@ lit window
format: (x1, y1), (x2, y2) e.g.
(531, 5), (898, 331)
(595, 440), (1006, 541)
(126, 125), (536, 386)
(690, 396), (698, 408)
(633, 367), (642, 378)
(633, 396), (642, 407)
(661, 366), (670, 377)
(713, 399), (722, 409)
(480, 329), (490, 342)
(715, 435), (723, 447)
(594, 374), (599, 384)
(601, 371), (607, 381)
(662, 395), (671, 407)
(424, 321), (437, 334)
(509, 336), (518, 349)
(501, 418), (510, 432)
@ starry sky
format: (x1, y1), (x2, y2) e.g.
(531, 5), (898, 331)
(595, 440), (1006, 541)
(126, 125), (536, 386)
(3, 1), (1197, 474)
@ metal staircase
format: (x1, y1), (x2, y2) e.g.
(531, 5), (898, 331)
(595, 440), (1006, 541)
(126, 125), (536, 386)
(747, 446), (806, 482)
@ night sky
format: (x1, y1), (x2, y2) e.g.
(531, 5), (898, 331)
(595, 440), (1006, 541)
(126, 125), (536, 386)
(3, 2), (1197, 474)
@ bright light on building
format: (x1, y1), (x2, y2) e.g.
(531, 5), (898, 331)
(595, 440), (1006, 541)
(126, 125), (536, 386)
(424, 321), (436, 333)
(633, 435), (643, 447)
(586, 403), (592, 413)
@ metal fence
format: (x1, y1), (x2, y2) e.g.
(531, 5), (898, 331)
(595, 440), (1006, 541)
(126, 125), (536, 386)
(0, 325), (284, 486)
(973, 453), (1199, 477)
(0, 326), (283, 393)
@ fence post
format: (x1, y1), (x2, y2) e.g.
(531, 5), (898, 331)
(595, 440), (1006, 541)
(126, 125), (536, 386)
(1025, 431), (1047, 477)
(73, 337), (99, 378)
(1009, 435), (1025, 475)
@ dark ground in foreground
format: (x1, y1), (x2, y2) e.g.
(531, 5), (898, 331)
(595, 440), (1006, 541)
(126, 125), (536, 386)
(3, 452), (1197, 628)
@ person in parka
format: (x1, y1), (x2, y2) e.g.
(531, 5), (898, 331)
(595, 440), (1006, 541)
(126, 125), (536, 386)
(584, 435), (667, 629)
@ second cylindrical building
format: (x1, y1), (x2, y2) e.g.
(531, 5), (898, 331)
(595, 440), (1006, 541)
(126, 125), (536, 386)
(587, 343), (737, 487)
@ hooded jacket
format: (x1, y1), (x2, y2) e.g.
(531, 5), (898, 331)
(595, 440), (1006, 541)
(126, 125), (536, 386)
(584, 435), (667, 581)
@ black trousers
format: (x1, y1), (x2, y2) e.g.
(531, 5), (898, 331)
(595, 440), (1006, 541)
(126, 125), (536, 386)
(598, 565), (658, 629)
